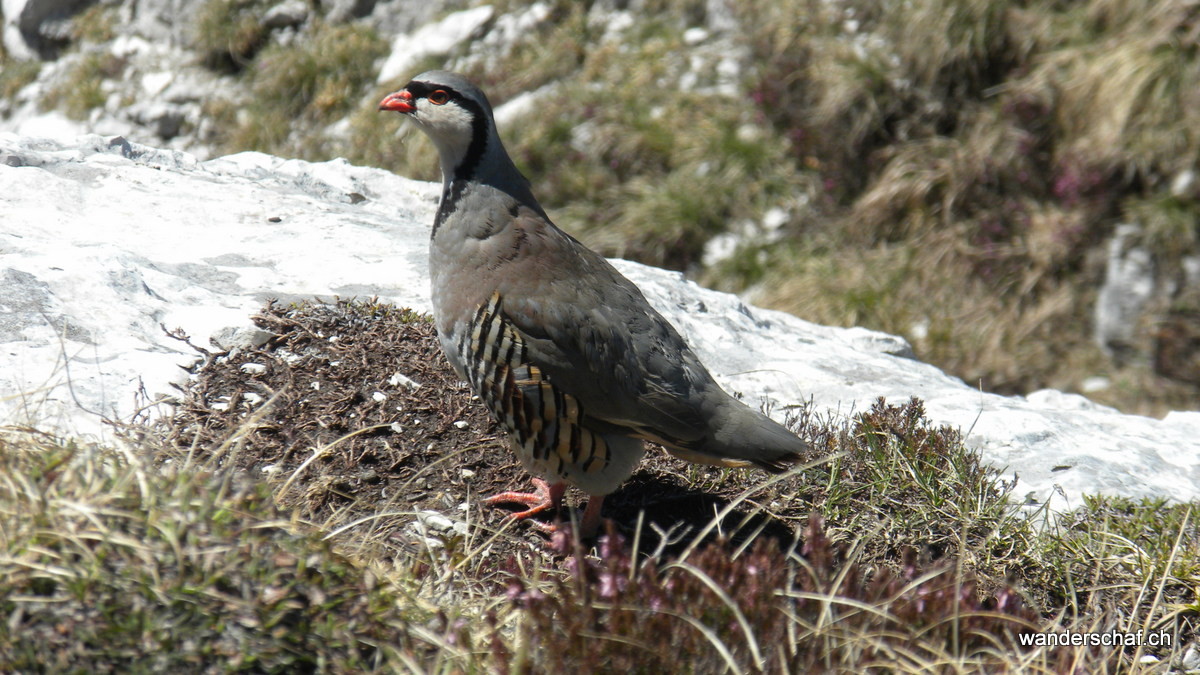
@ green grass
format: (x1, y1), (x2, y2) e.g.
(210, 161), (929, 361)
(194, 0), (275, 72)
(214, 20), (389, 158)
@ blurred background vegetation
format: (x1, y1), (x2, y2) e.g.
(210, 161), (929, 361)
(3, 0), (1198, 416)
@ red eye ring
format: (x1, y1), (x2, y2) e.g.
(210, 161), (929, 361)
(428, 90), (450, 105)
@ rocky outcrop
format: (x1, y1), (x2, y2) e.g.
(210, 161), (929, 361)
(3, 0), (94, 59)
(1095, 221), (1200, 383)
(1095, 224), (1156, 362)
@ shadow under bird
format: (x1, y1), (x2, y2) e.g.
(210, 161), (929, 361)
(379, 71), (807, 537)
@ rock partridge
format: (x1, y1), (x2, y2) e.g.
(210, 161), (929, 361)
(379, 71), (806, 537)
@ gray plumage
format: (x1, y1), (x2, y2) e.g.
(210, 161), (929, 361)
(379, 71), (806, 535)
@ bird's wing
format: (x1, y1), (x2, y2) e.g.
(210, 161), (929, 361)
(492, 210), (719, 449)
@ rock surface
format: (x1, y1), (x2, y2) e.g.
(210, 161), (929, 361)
(2, 133), (1198, 512)
(1094, 224), (1155, 361)
(3, 0), (92, 59)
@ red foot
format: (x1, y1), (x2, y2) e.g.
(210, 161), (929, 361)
(483, 478), (566, 532)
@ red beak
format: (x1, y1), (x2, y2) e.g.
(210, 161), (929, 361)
(378, 90), (415, 113)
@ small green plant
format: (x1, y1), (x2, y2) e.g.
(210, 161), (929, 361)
(220, 21), (388, 157)
(70, 3), (117, 44)
(40, 52), (126, 120)
(194, 0), (274, 72)
(0, 60), (41, 100)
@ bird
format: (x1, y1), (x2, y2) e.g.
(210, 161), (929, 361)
(379, 71), (806, 537)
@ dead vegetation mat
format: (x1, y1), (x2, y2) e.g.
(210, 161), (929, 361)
(152, 298), (834, 562)
(151, 299), (1025, 589)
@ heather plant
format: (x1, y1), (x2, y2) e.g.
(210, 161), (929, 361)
(503, 516), (1071, 672)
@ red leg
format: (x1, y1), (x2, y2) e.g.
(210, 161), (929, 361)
(482, 478), (565, 522)
(579, 494), (605, 539)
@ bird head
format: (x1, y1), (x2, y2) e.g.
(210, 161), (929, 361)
(377, 71), (542, 208)
(379, 71), (500, 180)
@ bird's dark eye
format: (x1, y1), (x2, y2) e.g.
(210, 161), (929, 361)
(428, 90), (450, 105)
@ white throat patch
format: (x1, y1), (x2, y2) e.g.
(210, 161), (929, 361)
(414, 99), (476, 171)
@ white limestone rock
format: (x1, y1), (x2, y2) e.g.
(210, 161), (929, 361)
(1094, 224), (1155, 360)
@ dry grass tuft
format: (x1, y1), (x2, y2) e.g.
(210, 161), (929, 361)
(40, 51), (127, 121)
(0, 429), (428, 671)
(194, 0), (275, 72)
(216, 21), (389, 157)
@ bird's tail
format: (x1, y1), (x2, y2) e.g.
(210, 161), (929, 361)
(662, 395), (806, 473)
